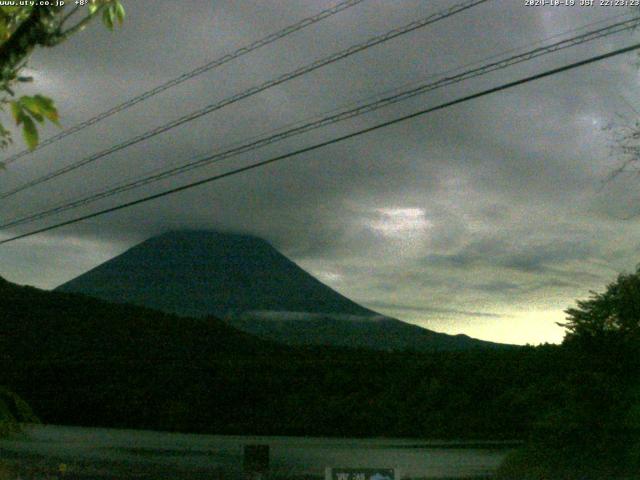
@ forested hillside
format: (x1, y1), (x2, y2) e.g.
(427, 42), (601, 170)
(2, 275), (558, 438)
(2, 270), (639, 478)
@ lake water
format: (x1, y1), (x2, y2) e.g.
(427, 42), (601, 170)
(0, 425), (515, 479)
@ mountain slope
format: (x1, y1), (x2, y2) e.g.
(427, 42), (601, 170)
(229, 313), (507, 351)
(57, 230), (377, 319)
(56, 230), (509, 351)
(0, 275), (279, 432)
(2, 274), (273, 365)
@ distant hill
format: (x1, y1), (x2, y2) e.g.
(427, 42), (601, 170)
(3, 273), (271, 361)
(0, 275), (278, 432)
(56, 230), (509, 351)
(230, 313), (506, 351)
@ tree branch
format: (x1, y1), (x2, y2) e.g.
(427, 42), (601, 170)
(0, 6), (63, 86)
(57, 8), (103, 42)
(59, 5), (81, 28)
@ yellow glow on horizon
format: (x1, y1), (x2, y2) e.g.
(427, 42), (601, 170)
(482, 309), (566, 345)
(407, 309), (567, 346)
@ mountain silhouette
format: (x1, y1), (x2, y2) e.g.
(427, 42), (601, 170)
(57, 230), (376, 318)
(56, 230), (508, 351)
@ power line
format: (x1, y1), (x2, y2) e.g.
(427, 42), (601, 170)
(2, 39), (639, 246)
(3, 15), (637, 228)
(1, 0), (368, 167)
(3, 15), (639, 230)
(0, 0), (490, 200)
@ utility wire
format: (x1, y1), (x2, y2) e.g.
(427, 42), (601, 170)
(1, 0), (367, 167)
(2, 15), (639, 230)
(0, 0), (490, 200)
(2, 39), (640, 246)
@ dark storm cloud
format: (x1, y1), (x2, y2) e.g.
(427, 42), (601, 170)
(1, 0), (640, 343)
(472, 281), (521, 293)
(423, 237), (594, 273)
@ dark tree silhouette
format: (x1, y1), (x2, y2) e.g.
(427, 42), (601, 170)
(561, 265), (640, 345)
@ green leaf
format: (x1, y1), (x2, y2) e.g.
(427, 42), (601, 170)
(102, 6), (114, 30)
(34, 94), (50, 104)
(33, 94), (53, 110)
(21, 115), (38, 150)
(9, 101), (21, 124)
(33, 95), (59, 124)
(20, 96), (42, 115)
(30, 111), (44, 123)
(41, 106), (59, 125)
(88, 2), (99, 15)
(115, 2), (125, 24)
(10, 95), (59, 126)
(0, 18), (8, 40)
(0, 6), (23, 15)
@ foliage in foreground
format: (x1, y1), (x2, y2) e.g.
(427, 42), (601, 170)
(497, 440), (640, 480)
(0, 386), (38, 437)
(497, 266), (640, 479)
(0, 461), (15, 480)
(0, 1), (124, 154)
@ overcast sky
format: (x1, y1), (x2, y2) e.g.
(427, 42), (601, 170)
(1, 0), (640, 345)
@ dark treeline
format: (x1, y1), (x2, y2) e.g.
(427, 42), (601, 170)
(498, 269), (640, 479)
(0, 276), (567, 438)
(1, 272), (639, 478)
